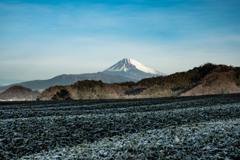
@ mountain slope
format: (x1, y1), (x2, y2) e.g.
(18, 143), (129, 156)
(136, 63), (240, 98)
(180, 68), (240, 96)
(103, 58), (165, 80)
(38, 63), (240, 100)
(0, 58), (162, 92)
(0, 85), (40, 101)
(0, 72), (134, 92)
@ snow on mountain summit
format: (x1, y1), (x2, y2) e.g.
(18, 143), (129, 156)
(105, 58), (161, 74)
(128, 58), (160, 74)
(103, 58), (164, 81)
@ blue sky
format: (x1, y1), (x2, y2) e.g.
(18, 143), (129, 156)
(0, 0), (240, 84)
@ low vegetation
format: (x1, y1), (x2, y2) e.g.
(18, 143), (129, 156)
(52, 89), (72, 101)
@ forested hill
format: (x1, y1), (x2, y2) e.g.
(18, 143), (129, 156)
(38, 63), (240, 100)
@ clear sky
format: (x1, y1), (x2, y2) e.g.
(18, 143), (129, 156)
(0, 0), (240, 84)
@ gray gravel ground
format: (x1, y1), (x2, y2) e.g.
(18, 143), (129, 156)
(20, 118), (240, 160)
(0, 94), (240, 159)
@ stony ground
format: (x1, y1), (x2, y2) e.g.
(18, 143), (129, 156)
(0, 94), (240, 159)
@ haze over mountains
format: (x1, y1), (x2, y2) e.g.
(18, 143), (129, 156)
(0, 79), (22, 86)
(0, 58), (163, 92)
(1, 57), (240, 101)
(0, 86), (39, 101)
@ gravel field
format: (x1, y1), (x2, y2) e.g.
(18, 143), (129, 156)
(21, 119), (240, 160)
(0, 94), (240, 159)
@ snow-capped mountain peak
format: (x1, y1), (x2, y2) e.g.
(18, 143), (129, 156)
(105, 58), (161, 74)
(128, 58), (160, 74)
(103, 58), (165, 81)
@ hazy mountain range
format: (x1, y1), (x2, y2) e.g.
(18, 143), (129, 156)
(0, 58), (163, 92)
(1, 60), (240, 101)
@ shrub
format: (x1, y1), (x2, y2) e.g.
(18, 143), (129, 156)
(52, 89), (72, 100)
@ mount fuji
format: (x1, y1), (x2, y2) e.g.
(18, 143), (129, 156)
(0, 58), (164, 92)
(103, 58), (165, 80)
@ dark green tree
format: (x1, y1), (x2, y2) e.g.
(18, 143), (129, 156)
(52, 89), (72, 100)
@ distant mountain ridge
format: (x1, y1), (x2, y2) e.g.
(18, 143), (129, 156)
(0, 72), (134, 92)
(38, 63), (240, 100)
(0, 58), (163, 92)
